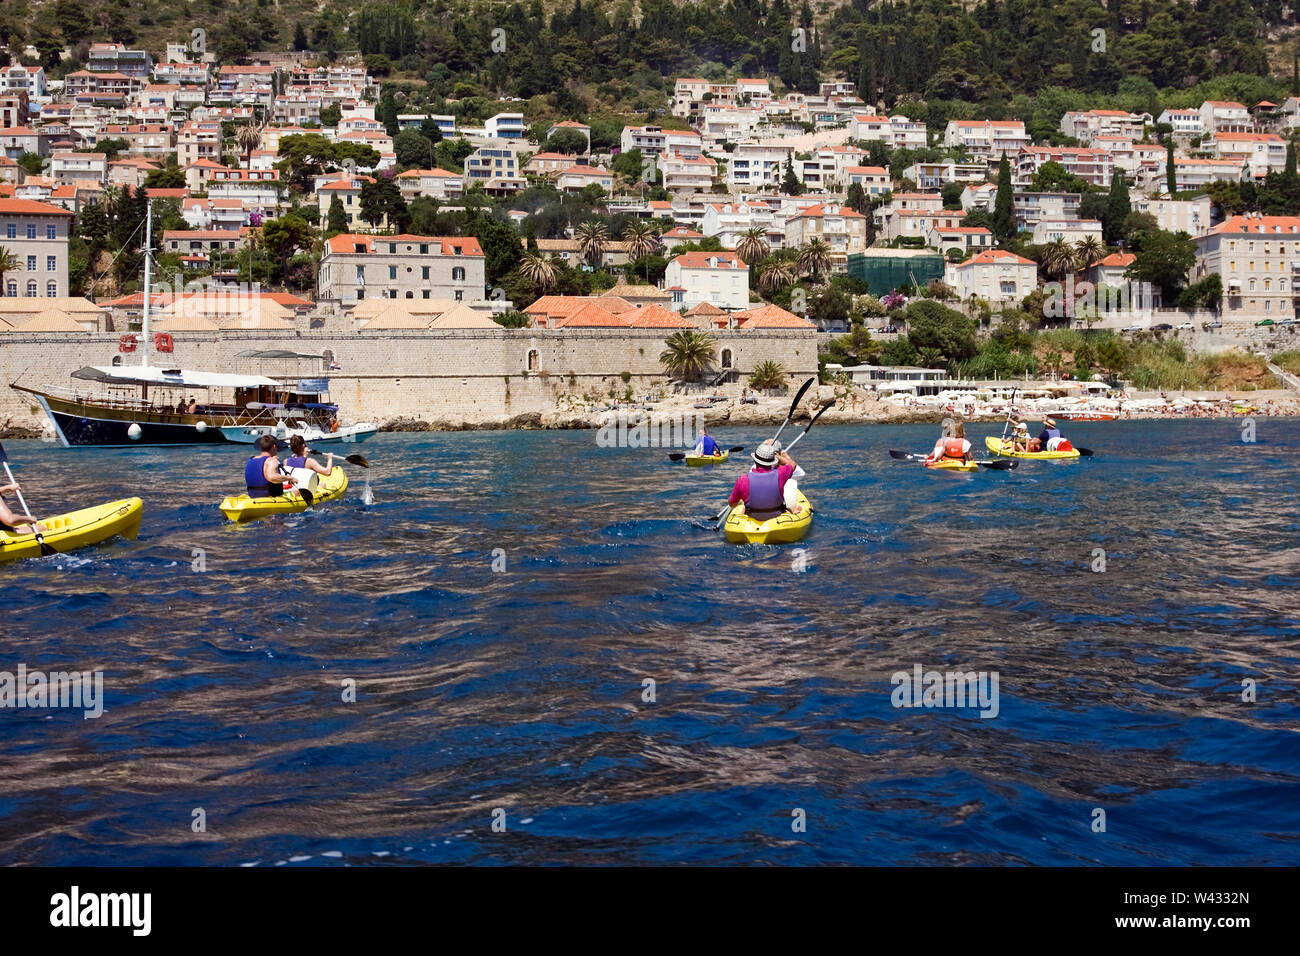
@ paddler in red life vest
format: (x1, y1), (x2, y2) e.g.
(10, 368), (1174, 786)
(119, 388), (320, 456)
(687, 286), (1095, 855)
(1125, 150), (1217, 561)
(728, 440), (806, 519)
(925, 419), (971, 464)
(244, 434), (296, 499)
(1033, 417), (1074, 453)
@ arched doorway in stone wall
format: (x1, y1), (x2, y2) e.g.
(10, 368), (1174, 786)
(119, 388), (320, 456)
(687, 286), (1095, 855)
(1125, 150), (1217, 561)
(526, 348), (540, 371)
(721, 348), (733, 369)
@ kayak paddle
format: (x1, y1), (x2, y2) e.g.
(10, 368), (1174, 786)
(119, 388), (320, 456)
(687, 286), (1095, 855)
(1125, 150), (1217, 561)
(770, 377), (814, 445)
(784, 402), (833, 452)
(0, 441), (57, 556)
(668, 445), (744, 462)
(307, 450), (370, 468)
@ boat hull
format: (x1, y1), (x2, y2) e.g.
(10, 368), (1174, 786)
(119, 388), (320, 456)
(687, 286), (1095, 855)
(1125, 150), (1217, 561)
(15, 386), (228, 447)
(218, 423), (378, 445)
(0, 497), (143, 563)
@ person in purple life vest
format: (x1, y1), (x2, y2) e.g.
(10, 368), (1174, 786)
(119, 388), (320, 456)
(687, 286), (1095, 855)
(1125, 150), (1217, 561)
(692, 427), (720, 457)
(727, 440), (806, 520)
(244, 435), (296, 499)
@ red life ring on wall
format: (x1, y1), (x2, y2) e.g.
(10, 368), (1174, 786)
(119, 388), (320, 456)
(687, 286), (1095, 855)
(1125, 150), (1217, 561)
(154, 332), (174, 353)
(118, 334), (138, 353)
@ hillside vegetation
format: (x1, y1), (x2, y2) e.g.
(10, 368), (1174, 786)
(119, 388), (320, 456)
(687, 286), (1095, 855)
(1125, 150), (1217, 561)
(4, 0), (1300, 126)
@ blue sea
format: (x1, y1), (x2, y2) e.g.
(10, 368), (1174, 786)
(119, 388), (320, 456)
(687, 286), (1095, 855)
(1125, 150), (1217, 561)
(2, 419), (1298, 865)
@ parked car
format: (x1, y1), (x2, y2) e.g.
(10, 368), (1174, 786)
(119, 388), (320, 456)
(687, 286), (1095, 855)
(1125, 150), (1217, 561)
(1204, 321), (1223, 329)
(1278, 318), (1299, 327)
(1176, 321), (1194, 330)
(1152, 323), (1173, 332)
(1121, 324), (1143, 332)
(1256, 318), (1275, 327)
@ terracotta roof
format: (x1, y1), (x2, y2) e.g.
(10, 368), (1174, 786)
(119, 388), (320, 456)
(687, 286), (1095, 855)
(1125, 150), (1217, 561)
(326, 234), (485, 256)
(16, 309), (90, 332)
(733, 304), (814, 329)
(623, 304), (695, 328)
(554, 301), (628, 328)
(956, 249), (1035, 267)
(1091, 252), (1136, 268)
(671, 251), (745, 269)
(685, 302), (726, 316)
(1210, 215), (1300, 235)
(0, 199), (73, 216)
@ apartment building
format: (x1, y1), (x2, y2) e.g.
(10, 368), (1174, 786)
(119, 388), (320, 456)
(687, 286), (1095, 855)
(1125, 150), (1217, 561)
(943, 120), (1031, 161)
(0, 65), (45, 101)
(663, 251), (750, 310)
(849, 114), (927, 150)
(1199, 100), (1252, 135)
(727, 143), (793, 189)
(928, 225), (993, 254)
(177, 121), (222, 168)
(903, 160), (988, 189)
(1157, 108), (1203, 135)
(1130, 195), (1212, 236)
(1030, 218), (1104, 245)
(1204, 132), (1287, 179)
(1171, 157), (1248, 191)
(206, 168), (280, 208)
(163, 229), (246, 256)
(658, 152), (716, 193)
(1192, 213), (1300, 319)
(87, 43), (153, 77)
(1059, 109), (1148, 143)
(50, 152), (107, 184)
(945, 249), (1038, 304)
(1012, 191), (1082, 231)
(619, 125), (703, 157)
(395, 168), (464, 202)
(700, 201), (777, 249)
(464, 141), (523, 190)
(485, 112), (526, 140)
(784, 205), (868, 269)
(99, 123), (175, 156)
(1014, 146), (1113, 187)
(318, 234), (486, 305)
(557, 164), (614, 193)
(0, 198), (73, 298)
(844, 165), (891, 196)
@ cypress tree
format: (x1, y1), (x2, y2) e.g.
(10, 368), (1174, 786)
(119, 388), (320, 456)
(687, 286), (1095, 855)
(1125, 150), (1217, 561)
(326, 194), (348, 235)
(1105, 171), (1130, 245)
(1165, 140), (1177, 196)
(992, 152), (1014, 243)
(1287, 142), (1297, 180)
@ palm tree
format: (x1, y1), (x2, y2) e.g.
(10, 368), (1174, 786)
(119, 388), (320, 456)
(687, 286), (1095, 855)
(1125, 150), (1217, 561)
(622, 220), (659, 281)
(1075, 236), (1106, 273)
(1038, 239), (1078, 281)
(759, 259), (796, 295)
(659, 330), (716, 383)
(0, 246), (18, 297)
(236, 122), (263, 169)
(736, 227), (769, 267)
(797, 237), (832, 282)
(575, 220), (609, 269)
(748, 360), (787, 390)
(519, 252), (558, 293)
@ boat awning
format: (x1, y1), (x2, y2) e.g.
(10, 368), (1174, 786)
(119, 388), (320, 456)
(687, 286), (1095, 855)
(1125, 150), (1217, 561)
(71, 366), (280, 389)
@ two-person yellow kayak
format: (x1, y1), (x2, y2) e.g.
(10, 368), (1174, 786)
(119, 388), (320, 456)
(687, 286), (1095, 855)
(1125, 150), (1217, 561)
(219, 466), (348, 522)
(723, 492), (813, 544)
(0, 497), (143, 563)
(685, 451), (729, 467)
(985, 437), (1081, 460)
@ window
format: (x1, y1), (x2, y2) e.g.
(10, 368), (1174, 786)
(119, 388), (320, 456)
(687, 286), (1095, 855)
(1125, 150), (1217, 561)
(47, 256), (56, 272)
(388, 266), (397, 279)
(5, 281), (13, 296)
(46, 281), (56, 296)
(422, 290), (430, 299)
(5, 224), (13, 239)
(452, 267), (465, 280)
(389, 244), (397, 254)
(419, 244), (428, 255)
(27, 256), (36, 271)
(26, 224), (35, 239)
(454, 290), (463, 301)
(26, 280), (37, 296)
(526, 349), (539, 371)
(355, 265), (365, 284)
(388, 289), (397, 299)
(421, 266), (429, 280)
(46, 225), (56, 239)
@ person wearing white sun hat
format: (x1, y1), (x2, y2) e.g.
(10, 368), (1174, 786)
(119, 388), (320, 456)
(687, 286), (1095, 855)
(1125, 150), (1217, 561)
(727, 440), (806, 520)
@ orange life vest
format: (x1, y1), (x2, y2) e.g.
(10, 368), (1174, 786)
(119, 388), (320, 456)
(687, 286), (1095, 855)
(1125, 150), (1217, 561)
(941, 437), (968, 459)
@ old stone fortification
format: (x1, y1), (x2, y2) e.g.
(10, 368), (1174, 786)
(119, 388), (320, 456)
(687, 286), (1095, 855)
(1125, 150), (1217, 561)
(0, 329), (819, 431)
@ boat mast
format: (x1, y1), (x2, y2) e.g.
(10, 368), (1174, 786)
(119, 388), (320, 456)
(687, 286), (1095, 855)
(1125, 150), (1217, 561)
(141, 197), (153, 368)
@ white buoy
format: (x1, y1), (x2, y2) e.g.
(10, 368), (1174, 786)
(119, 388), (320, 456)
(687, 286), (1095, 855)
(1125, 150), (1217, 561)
(127, 423), (142, 440)
(195, 420), (208, 433)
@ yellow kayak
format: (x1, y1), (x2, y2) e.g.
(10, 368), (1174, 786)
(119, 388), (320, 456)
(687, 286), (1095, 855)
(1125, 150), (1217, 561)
(723, 492), (813, 544)
(685, 451), (729, 467)
(985, 436), (1080, 460)
(924, 458), (979, 472)
(0, 497), (143, 563)
(219, 466), (348, 522)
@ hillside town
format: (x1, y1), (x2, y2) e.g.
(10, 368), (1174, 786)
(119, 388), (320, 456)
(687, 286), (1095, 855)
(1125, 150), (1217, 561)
(2, 30), (1300, 426)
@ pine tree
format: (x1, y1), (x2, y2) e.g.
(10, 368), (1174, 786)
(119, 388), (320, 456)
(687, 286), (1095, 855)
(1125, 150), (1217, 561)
(1165, 140), (1177, 196)
(781, 157), (803, 196)
(1105, 171), (1130, 245)
(992, 152), (1014, 243)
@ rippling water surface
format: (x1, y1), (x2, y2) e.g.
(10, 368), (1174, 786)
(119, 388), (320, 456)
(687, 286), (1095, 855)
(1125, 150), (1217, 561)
(2, 418), (1298, 865)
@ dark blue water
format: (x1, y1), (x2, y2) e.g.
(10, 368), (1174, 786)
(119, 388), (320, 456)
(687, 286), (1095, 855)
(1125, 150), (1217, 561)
(2, 419), (1298, 865)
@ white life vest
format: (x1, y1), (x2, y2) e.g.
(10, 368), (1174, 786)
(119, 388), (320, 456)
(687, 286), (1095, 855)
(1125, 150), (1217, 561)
(289, 467), (319, 494)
